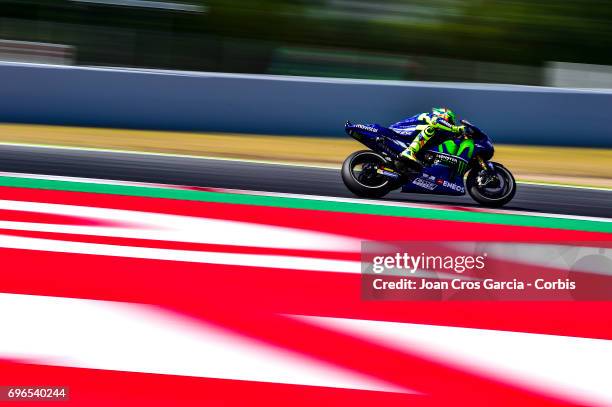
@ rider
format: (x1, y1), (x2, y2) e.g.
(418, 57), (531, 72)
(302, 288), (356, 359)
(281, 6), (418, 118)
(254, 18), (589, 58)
(391, 107), (466, 166)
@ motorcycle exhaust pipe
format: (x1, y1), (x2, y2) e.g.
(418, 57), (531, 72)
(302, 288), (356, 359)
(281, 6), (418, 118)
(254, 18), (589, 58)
(376, 167), (401, 180)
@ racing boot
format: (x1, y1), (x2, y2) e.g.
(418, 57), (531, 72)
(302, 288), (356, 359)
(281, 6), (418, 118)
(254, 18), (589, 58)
(396, 138), (425, 174)
(400, 147), (421, 165)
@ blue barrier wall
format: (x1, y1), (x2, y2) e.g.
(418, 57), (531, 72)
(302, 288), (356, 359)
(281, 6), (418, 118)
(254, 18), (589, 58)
(1, 62), (611, 146)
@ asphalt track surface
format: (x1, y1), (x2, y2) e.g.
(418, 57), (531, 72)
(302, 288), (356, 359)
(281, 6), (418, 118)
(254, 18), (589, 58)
(0, 144), (610, 219)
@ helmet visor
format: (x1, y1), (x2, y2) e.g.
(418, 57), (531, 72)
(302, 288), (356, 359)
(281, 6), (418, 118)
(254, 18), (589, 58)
(433, 108), (456, 125)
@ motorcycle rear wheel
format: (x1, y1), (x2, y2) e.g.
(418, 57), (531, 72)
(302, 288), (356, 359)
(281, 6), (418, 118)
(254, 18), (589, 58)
(341, 150), (394, 198)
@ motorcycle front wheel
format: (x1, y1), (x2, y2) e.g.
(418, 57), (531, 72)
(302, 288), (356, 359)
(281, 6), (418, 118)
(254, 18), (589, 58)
(341, 150), (394, 198)
(466, 162), (516, 207)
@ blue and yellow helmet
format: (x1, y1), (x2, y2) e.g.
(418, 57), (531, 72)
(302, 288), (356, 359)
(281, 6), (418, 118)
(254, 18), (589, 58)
(432, 107), (457, 125)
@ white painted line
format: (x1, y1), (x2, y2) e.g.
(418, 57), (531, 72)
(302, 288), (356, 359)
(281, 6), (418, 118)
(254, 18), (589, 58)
(0, 170), (192, 189)
(70, 0), (205, 13)
(0, 198), (360, 252)
(0, 142), (340, 170)
(514, 180), (612, 192)
(0, 234), (360, 273)
(207, 186), (612, 223)
(0, 170), (610, 224)
(1, 141), (610, 191)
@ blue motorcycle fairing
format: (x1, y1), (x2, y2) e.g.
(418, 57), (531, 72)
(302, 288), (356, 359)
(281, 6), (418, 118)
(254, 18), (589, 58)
(345, 122), (410, 156)
(473, 136), (495, 161)
(388, 114), (422, 136)
(402, 161), (467, 195)
(345, 121), (495, 197)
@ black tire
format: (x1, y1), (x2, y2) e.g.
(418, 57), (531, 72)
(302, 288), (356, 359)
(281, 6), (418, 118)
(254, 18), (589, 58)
(466, 162), (516, 207)
(341, 150), (394, 198)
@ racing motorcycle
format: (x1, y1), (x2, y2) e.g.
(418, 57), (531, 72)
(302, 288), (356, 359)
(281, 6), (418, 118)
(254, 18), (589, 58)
(341, 120), (516, 207)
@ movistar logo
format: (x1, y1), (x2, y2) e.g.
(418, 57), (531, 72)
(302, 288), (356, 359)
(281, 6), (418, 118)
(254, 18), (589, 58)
(355, 124), (378, 133)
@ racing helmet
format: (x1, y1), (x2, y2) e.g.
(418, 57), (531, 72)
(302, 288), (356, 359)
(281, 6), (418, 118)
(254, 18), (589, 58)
(432, 107), (457, 125)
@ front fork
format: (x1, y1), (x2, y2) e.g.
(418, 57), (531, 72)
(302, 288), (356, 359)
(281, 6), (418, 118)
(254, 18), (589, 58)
(475, 156), (498, 187)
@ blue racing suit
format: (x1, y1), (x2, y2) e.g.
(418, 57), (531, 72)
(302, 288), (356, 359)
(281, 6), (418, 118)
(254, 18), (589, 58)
(390, 112), (465, 161)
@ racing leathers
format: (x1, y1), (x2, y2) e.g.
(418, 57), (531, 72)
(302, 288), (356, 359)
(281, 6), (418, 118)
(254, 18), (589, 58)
(390, 112), (465, 165)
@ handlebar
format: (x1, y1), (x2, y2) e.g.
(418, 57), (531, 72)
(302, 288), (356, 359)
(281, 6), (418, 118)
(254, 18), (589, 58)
(460, 119), (485, 139)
